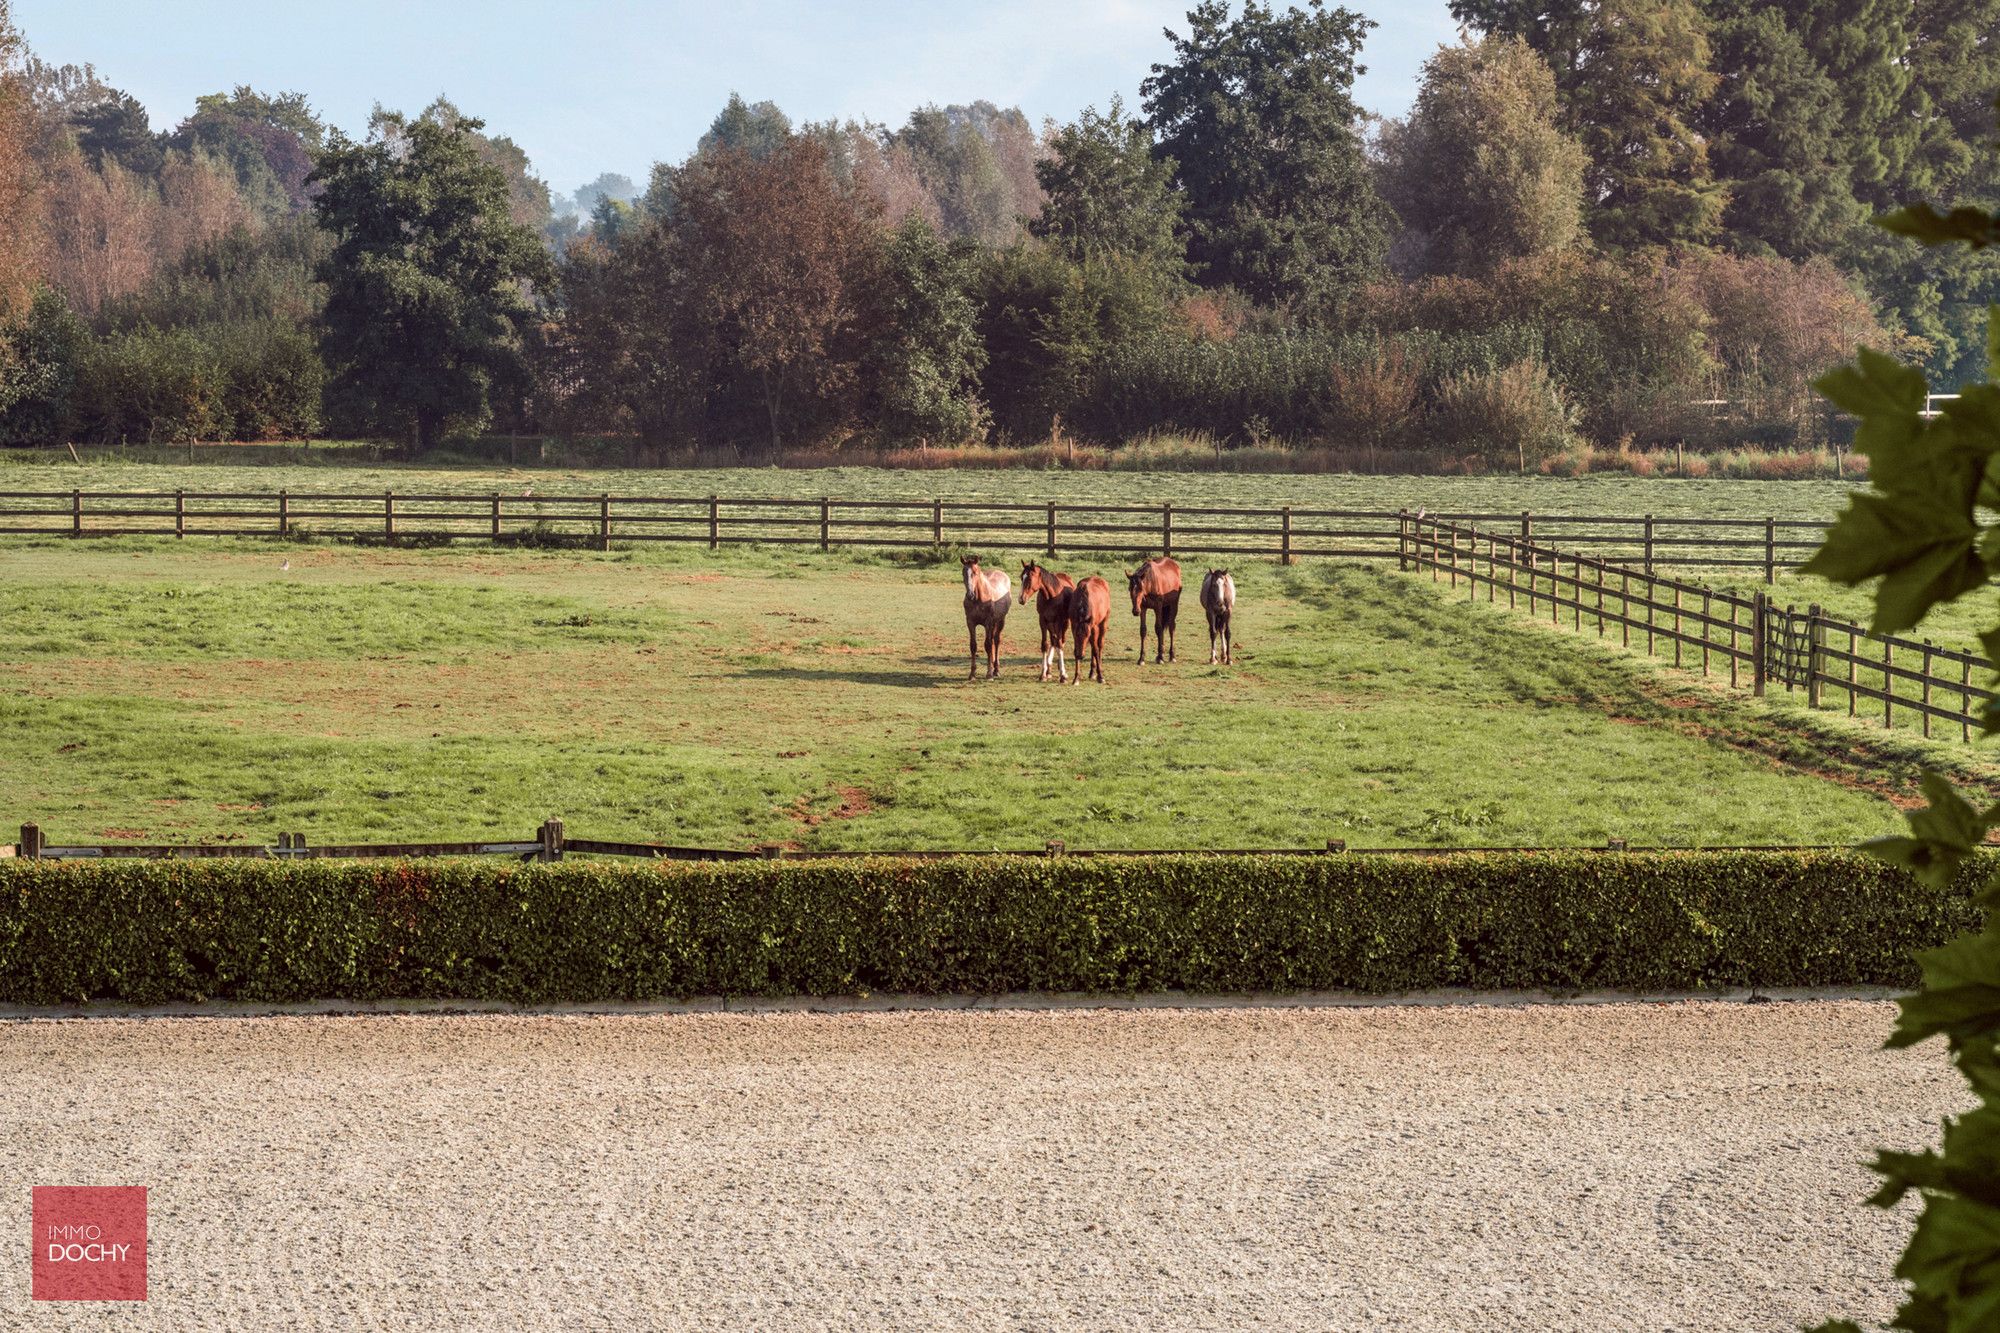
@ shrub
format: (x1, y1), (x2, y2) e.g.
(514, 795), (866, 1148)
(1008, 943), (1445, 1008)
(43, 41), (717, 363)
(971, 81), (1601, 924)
(0, 288), (87, 445)
(71, 326), (227, 444)
(0, 850), (1973, 1005)
(1325, 342), (1424, 454)
(211, 323), (324, 440)
(1429, 359), (1575, 472)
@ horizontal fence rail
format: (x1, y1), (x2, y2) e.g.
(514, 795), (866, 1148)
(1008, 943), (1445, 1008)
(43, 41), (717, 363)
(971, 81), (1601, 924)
(0, 488), (1833, 575)
(5, 821), (1857, 863)
(1400, 514), (1998, 742)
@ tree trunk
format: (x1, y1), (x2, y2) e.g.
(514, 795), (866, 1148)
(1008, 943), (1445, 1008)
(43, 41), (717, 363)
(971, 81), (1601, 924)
(761, 369), (782, 453)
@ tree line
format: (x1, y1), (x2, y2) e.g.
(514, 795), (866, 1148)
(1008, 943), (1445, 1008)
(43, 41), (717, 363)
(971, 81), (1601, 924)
(0, 0), (1994, 467)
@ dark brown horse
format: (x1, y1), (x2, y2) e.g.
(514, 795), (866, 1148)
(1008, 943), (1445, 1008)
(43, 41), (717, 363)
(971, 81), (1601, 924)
(1069, 575), (1111, 685)
(1018, 561), (1076, 682)
(1125, 556), (1182, 664)
(961, 557), (1011, 680)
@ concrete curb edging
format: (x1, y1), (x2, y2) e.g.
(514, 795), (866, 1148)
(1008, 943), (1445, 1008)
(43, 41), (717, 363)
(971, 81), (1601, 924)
(0, 985), (1905, 1021)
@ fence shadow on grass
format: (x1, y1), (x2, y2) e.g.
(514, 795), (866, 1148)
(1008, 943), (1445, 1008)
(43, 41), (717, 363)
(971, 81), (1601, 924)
(734, 665), (943, 690)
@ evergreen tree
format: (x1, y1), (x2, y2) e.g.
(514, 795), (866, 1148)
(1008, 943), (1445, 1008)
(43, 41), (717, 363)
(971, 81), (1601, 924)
(1701, 3), (1865, 258)
(1141, 0), (1390, 314)
(1031, 96), (1186, 286)
(1567, 0), (1724, 250)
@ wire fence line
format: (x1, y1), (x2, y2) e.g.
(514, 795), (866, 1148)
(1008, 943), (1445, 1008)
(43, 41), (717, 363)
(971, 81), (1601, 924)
(1397, 513), (1996, 743)
(0, 487), (1829, 576)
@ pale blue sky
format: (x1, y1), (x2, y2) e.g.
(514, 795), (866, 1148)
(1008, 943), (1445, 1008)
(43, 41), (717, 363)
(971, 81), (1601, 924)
(14, 1), (1460, 198)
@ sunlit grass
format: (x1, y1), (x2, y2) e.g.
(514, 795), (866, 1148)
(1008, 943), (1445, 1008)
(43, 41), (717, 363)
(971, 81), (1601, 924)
(2, 537), (1982, 852)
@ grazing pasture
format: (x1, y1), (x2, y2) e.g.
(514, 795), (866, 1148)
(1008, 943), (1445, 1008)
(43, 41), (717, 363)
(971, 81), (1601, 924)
(2, 536), (1988, 852)
(0, 456), (1863, 521)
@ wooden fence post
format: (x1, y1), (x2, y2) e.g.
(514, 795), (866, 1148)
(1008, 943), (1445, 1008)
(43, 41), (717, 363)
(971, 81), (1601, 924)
(384, 490), (396, 540)
(175, 489), (186, 538)
(278, 489), (289, 537)
(708, 495), (719, 550)
(1751, 591), (1768, 697)
(538, 818), (565, 863)
(1281, 506), (1293, 565)
(1642, 514), (1654, 575)
(1884, 638), (1895, 729)
(1046, 501), (1057, 557)
(1963, 659), (1974, 742)
(1922, 641), (1935, 738)
(1763, 516), (1776, 584)
(1396, 510), (1409, 572)
(932, 498), (943, 549)
(819, 497), (830, 552)
(601, 493), (613, 551)
(490, 494), (501, 540)
(1806, 605), (1824, 709)
(70, 488), (80, 537)
(1162, 503), (1174, 557)
(1520, 511), (1531, 542)
(18, 822), (41, 859)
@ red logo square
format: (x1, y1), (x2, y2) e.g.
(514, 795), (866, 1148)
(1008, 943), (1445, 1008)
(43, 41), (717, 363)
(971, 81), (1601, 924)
(31, 1186), (147, 1301)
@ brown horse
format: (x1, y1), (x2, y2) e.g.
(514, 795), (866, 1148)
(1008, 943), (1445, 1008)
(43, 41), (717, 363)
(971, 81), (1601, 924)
(1018, 561), (1076, 682)
(1200, 569), (1236, 665)
(1125, 556), (1182, 664)
(1068, 575), (1111, 685)
(961, 557), (1011, 680)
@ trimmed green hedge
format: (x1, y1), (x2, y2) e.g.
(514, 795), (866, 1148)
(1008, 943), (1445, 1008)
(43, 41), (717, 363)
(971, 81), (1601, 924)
(0, 851), (1977, 1005)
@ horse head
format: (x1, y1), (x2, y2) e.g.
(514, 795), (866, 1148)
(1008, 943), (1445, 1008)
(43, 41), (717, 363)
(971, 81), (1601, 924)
(1126, 565), (1147, 615)
(1018, 561), (1041, 604)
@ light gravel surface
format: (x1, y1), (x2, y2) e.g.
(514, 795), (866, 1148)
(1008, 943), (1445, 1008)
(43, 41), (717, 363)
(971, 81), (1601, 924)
(0, 1001), (1960, 1331)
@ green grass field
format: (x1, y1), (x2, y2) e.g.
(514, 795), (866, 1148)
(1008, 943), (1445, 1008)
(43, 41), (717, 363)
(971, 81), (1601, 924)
(4, 534), (1987, 852)
(0, 453), (1862, 519)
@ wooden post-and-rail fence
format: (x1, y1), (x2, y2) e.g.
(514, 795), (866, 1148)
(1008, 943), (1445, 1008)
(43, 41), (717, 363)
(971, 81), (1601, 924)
(1398, 512), (1997, 744)
(2, 820), (1837, 863)
(0, 488), (1832, 573)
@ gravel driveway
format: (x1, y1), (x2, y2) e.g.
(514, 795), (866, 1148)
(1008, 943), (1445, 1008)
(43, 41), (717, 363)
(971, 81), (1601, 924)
(0, 1000), (1957, 1331)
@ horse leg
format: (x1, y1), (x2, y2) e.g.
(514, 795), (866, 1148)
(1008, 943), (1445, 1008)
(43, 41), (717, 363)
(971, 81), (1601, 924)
(1223, 614), (1232, 664)
(1164, 602), (1175, 663)
(1136, 607), (1148, 663)
(1208, 616), (1218, 665)
(988, 622), (1001, 678)
(968, 623), (979, 680)
(1068, 622), (1084, 686)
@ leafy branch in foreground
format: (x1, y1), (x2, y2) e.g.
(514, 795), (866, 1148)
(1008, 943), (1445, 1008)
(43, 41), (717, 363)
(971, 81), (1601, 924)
(1804, 97), (2000, 1333)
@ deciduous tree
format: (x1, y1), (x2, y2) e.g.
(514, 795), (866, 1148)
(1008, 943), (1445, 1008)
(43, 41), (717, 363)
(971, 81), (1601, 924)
(0, 0), (40, 318)
(311, 111), (551, 448)
(1376, 35), (1586, 276)
(658, 138), (884, 447)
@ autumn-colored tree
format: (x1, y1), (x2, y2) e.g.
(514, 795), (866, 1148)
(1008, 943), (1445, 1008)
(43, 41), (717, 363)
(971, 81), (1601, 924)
(1376, 35), (1587, 276)
(1667, 249), (1886, 441)
(38, 154), (156, 317)
(662, 139), (884, 446)
(887, 102), (1044, 246)
(0, 0), (40, 319)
